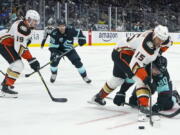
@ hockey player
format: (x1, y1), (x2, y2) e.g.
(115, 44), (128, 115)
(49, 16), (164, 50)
(41, 18), (55, 48)
(0, 10), (40, 97)
(113, 56), (180, 112)
(91, 25), (171, 109)
(48, 20), (91, 83)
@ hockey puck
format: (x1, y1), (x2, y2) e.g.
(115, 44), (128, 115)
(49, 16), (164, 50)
(138, 126), (145, 129)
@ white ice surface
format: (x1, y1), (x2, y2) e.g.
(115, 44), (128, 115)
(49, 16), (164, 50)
(0, 45), (180, 135)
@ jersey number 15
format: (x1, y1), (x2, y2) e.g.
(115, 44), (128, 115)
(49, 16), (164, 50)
(135, 51), (145, 61)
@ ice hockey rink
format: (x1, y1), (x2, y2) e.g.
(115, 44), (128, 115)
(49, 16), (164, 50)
(0, 45), (180, 135)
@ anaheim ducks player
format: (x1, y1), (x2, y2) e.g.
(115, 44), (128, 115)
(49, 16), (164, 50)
(91, 25), (171, 109)
(0, 10), (40, 98)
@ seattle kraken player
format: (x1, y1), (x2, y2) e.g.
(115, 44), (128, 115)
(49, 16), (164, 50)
(48, 20), (91, 83)
(41, 18), (55, 48)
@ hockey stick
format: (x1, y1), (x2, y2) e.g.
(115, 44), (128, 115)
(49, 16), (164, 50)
(124, 102), (180, 118)
(0, 70), (6, 76)
(149, 62), (154, 126)
(37, 70), (67, 102)
(106, 97), (180, 118)
(25, 46), (78, 78)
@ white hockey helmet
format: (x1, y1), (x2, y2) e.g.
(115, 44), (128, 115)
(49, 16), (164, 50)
(25, 10), (40, 24)
(153, 25), (169, 41)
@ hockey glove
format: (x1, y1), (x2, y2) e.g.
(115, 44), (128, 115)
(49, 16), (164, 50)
(41, 39), (46, 48)
(28, 58), (40, 71)
(152, 103), (162, 113)
(78, 38), (86, 46)
(113, 92), (125, 106)
(129, 94), (138, 106)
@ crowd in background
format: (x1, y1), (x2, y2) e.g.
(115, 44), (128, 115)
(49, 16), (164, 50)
(0, 0), (180, 32)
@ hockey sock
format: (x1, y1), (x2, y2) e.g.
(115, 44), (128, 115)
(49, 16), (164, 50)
(98, 82), (115, 98)
(136, 87), (150, 107)
(77, 66), (87, 78)
(50, 66), (58, 74)
(5, 68), (20, 86)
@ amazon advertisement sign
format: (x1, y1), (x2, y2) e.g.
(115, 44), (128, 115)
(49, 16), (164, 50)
(92, 31), (119, 44)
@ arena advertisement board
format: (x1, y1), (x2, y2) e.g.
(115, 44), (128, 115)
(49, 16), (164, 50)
(0, 30), (180, 47)
(90, 31), (180, 46)
(91, 31), (119, 46)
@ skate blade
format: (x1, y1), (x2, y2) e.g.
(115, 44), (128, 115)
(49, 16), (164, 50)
(0, 91), (18, 98)
(138, 117), (148, 122)
(138, 113), (148, 122)
(87, 100), (104, 106)
(84, 80), (92, 84)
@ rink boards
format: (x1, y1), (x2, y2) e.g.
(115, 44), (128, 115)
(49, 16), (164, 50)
(0, 30), (180, 47)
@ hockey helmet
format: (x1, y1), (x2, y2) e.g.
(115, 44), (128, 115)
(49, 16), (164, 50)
(153, 56), (167, 73)
(25, 10), (40, 24)
(154, 25), (169, 41)
(57, 19), (66, 26)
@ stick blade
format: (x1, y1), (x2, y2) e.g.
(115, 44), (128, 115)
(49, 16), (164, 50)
(53, 98), (68, 102)
(25, 74), (31, 78)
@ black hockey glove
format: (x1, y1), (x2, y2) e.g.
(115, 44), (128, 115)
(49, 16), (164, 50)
(28, 58), (40, 71)
(78, 38), (86, 46)
(129, 94), (138, 106)
(143, 77), (156, 94)
(152, 103), (162, 113)
(113, 92), (126, 106)
(41, 39), (46, 48)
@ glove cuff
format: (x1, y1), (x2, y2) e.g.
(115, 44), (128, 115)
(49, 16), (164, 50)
(28, 58), (36, 64)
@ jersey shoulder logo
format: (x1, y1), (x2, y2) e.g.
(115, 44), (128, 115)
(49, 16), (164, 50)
(20, 25), (27, 32)
(146, 41), (154, 49)
(17, 21), (31, 36)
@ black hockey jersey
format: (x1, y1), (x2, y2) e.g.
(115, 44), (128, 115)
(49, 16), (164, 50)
(49, 27), (86, 52)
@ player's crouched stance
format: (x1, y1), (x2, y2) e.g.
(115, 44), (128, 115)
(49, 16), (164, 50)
(90, 25), (171, 109)
(0, 10), (40, 98)
(125, 56), (180, 113)
(48, 20), (91, 84)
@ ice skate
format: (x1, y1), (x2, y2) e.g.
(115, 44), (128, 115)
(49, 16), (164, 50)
(50, 73), (57, 83)
(83, 76), (92, 84)
(88, 94), (106, 105)
(138, 106), (148, 122)
(172, 90), (180, 105)
(0, 84), (18, 98)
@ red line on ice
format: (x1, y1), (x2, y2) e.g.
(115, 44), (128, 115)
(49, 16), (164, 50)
(76, 112), (129, 125)
(107, 121), (137, 130)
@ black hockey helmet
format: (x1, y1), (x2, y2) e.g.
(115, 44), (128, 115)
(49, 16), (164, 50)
(57, 19), (66, 26)
(153, 56), (167, 73)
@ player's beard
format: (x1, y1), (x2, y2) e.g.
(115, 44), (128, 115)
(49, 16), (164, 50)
(152, 65), (161, 76)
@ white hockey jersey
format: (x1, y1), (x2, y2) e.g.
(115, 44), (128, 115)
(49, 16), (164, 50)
(0, 20), (33, 60)
(115, 30), (172, 81)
